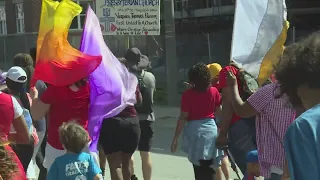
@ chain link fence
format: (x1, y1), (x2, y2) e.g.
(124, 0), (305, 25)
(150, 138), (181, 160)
(0, 30), (233, 90)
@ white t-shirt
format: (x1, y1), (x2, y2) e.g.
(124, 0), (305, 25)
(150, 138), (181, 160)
(12, 95), (23, 119)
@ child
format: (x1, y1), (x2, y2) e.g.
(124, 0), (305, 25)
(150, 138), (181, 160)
(246, 150), (263, 180)
(47, 122), (102, 180)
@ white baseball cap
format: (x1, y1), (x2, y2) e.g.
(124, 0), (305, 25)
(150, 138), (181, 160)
(4, 66), (27, 83)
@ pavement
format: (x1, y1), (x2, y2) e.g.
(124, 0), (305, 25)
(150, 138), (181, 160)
(35, 105), (245, 180)
(103, 105), (244, 180)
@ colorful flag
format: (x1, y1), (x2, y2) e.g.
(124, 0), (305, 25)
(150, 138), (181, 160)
(231, 0), (289, 85)
(32, 0), (102, 86)
(80, 6), (138, 152)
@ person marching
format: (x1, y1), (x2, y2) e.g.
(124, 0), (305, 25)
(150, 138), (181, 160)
(3, 66), (39, 174)
(171, 63), (223, 180)
(30, 77), (98, 170)
(98, 56), (142, 180)
(126, 48), (156, 180)
(0, 69), (31, 179)
(207, 63), (231, 180)
(47, 122), (102, 180)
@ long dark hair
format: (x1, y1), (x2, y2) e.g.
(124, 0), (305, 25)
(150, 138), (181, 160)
(74, 78), (88, 88)
(188, 63), (211, 92)
(6, 78), (30, 111)
(29, 47), (37, 68)
(13, 53), (34, 92)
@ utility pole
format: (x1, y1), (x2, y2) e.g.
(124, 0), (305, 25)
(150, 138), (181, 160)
(163, 0), (178, 106)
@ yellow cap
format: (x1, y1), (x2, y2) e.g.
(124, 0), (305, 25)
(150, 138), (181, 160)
(207, 63), (222, 79)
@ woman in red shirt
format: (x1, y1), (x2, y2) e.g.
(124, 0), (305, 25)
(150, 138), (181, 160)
(98, 57), (142, 180)
(0, 89), (30, 180)
(171, 63), (223, 180)
(30, 78), (97, 170)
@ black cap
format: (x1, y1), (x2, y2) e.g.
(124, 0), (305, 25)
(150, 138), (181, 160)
(124, 47), (150, 71)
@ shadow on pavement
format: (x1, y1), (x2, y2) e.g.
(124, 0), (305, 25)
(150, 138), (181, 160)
(151, 118), (187, 158)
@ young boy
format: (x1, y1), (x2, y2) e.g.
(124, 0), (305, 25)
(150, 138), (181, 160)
(47, 122), (102, 180)
(246, 150), (264, 180)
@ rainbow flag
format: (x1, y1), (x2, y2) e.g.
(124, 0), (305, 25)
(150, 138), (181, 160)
(231, 0), (289, 85)
(80, 6), (138, 152)
(32, 0), (102, 86)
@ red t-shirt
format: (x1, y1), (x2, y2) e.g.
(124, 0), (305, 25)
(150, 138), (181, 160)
(219, 66), (242, 124)
(116, 86), (139, 118)
(41, 84), (90, 150)
(0, 92), (14, 136)
(0, 93), (26, 179)
(181, 87), (221, 121)
(211, 81), (220, 91)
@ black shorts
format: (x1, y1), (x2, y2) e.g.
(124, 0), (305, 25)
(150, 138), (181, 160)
(10, 135), (34, 172)
(138, 120), (154, 152)
(99, 116), (140, 155)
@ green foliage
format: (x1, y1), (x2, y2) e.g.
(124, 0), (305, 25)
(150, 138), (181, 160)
(154, 88), (167, 105)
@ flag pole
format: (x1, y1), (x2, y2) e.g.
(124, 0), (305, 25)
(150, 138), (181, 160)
(229, 0), (238, 63)
(127, 36), (130, 49)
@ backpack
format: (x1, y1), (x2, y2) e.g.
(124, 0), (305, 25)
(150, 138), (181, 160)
(230, 63), (259, 101)
(135, 71), (153, 114)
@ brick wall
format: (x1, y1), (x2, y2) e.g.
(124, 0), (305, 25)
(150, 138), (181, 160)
(24, 0), (41, 32)
(5, 0), (16, 34)
(5, 0), (41, 34)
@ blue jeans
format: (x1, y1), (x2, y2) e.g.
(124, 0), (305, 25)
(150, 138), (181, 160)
(228, 118), (257, 174)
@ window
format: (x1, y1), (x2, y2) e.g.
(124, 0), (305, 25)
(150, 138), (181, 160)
(15, 3), (24, 33)
(0, 6), (7, 34)
(175, 0), (182, 11)
(70, 0), (94, 30)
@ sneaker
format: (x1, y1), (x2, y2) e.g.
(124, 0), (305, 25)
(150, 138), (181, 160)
(131, 174), (138, 180)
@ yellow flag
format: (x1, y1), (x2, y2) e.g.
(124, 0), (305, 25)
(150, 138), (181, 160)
(33, 0), (102, 86)
(36, 0), (59, 62)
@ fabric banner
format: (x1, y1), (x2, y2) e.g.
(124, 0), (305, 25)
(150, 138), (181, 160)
(231, 0), (289, 85)
(80, 6), (138, 152)
(32, 0), (102, 86)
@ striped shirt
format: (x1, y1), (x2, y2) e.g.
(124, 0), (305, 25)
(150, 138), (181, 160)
(247, 83), (295, 178)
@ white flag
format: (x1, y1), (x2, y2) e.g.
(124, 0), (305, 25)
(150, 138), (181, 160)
(231, 0), (289, 85)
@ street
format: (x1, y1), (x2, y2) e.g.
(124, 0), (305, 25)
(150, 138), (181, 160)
(35, 106), (243, 179)
(104, 106), (243, 180)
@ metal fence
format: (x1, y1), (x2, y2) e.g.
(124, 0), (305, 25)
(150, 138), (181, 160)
(0, 29), (233, 89)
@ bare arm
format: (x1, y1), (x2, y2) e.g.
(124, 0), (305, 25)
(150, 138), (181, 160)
(282, 159), (290, 180)
(214, 105), (222, 120)
(31, 98), (50, 121)
(219, 88), (235, 135)
(10, 115), (30, 144)
(229, 85), (257, 118)
(173, 112), (188, 140)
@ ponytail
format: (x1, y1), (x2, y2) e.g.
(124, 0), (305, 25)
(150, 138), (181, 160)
(19, 89), (30, 111)
(74, 78), (88, 88)
(23, 66), (34, 92)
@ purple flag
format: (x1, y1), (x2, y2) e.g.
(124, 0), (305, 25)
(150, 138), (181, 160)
(80, 6), (138, 152)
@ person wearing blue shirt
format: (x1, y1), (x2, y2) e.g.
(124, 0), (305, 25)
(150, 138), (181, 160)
(47, 122), (102, 180)
(275, 32), (320, 180)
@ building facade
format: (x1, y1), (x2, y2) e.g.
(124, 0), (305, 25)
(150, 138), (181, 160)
(0, 0), (93, 34)
(0, 0), (319, 70)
